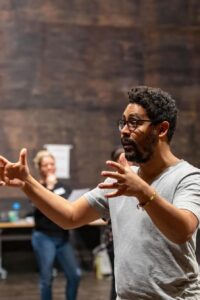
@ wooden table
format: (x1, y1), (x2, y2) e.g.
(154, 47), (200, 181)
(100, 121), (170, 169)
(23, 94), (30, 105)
(0, 219), (35, 279)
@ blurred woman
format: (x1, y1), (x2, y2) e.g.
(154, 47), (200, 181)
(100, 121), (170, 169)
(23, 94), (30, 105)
(32, 150), (81, 300)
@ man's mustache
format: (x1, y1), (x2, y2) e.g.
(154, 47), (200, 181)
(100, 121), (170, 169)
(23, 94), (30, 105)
(121, 137), (137, 147)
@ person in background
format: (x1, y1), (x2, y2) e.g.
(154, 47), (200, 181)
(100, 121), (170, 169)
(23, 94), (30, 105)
(32, 150), (81, 300)
(102, 146), (124, 300)
(102, 146), (135, 300)
(1, 86), (200, 299)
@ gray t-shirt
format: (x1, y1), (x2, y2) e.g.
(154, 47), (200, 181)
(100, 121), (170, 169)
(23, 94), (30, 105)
(85, 160), (200, 300)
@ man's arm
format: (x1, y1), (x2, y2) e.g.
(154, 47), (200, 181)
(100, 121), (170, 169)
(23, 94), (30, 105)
(136, 184), (199, 244)
(23, 176), (100, 228)
(0, 149), (101, 229)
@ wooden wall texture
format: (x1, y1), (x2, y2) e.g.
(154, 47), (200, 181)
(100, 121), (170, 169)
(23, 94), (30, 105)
(0, 0), (199, 200)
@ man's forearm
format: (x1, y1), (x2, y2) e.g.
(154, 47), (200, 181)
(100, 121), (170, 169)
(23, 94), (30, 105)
(137, 186), (198, 244)
(22, 175), (101, 229)
(22, 175), (75, 228)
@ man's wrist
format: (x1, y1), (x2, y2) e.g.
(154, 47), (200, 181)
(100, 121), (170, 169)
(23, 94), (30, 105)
(21, 174), (32, 190)
(137, 190), (157, 210)
(136, 186), (157, 209)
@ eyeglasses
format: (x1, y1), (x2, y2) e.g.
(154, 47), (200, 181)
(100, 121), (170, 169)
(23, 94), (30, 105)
(117, 118), (152, 132)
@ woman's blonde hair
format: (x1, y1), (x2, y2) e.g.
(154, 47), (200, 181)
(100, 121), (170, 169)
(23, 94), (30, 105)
(33, 150), (55, 169)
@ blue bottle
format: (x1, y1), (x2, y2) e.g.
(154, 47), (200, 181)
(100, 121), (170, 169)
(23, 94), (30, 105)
(8, 202), (21, 222)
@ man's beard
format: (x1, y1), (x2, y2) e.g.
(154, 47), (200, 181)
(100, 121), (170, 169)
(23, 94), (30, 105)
(121, 132), (158, 164)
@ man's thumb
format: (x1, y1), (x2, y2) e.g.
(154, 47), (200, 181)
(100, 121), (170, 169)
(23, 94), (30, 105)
(19, 148), (27, 166)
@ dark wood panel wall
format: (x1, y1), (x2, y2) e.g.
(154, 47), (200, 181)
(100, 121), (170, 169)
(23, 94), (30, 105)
(0, 0), (199, 199)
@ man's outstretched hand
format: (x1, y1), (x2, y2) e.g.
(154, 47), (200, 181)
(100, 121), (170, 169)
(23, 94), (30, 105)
(98, 153), (145, 198)
(0, 148), (30, 188)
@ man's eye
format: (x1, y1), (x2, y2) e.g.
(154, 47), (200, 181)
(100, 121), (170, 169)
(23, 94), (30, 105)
(130, 119), (143, 125)
(128, 119), (137, 125)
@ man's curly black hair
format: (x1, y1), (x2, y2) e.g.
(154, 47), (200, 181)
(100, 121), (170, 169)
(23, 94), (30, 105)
(128, 86), (178, 143)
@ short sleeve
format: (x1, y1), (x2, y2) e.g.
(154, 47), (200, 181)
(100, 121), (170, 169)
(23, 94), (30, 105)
(173, 173), (200, 223)
(84, 178), (114, 220)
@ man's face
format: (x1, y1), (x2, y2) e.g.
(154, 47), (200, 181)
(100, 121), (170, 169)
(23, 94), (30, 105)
(120, 103), (159, 163)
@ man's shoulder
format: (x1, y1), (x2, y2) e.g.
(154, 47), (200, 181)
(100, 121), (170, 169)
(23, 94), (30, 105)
(156, 160), (200, 187)
(172, 160), (200, 185)
(177, 160), (200, 174)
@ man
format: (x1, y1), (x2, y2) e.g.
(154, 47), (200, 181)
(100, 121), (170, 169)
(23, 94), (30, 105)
(1, 86), (200, 299)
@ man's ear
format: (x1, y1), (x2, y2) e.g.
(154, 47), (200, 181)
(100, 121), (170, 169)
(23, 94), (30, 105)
(157, 121), (169, 138)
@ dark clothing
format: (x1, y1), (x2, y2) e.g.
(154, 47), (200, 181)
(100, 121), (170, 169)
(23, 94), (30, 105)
(34, 182), (71, 239)
(107, 246), (116, 300)
(102, 220), (116, 300)
(32, 181), (81, 300)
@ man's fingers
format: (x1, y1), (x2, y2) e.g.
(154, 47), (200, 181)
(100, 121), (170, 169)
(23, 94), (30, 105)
(19, 148), (27, 166)
(101, 171), (124, 181)
(104, 190), (122, 198)
(118, 153), (129, 167)
(98, 181), (119, 189)
(0, 157), (8, 182)
(4, 177), (24, 187)
(106, 160), (125, 173)
(0, 156), (9, 167)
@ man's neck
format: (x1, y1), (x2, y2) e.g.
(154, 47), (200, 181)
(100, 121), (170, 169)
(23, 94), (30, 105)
(138, 145), (181, 183)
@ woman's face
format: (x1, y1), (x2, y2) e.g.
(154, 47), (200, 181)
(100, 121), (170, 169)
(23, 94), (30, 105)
(39, 155), (56, 178)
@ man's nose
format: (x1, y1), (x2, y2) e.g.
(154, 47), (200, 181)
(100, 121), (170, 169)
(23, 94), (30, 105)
(121, 123), (131, 135)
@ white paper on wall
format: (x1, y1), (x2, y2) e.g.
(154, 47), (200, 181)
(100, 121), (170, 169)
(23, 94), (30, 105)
(44, 144), (72, 179)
